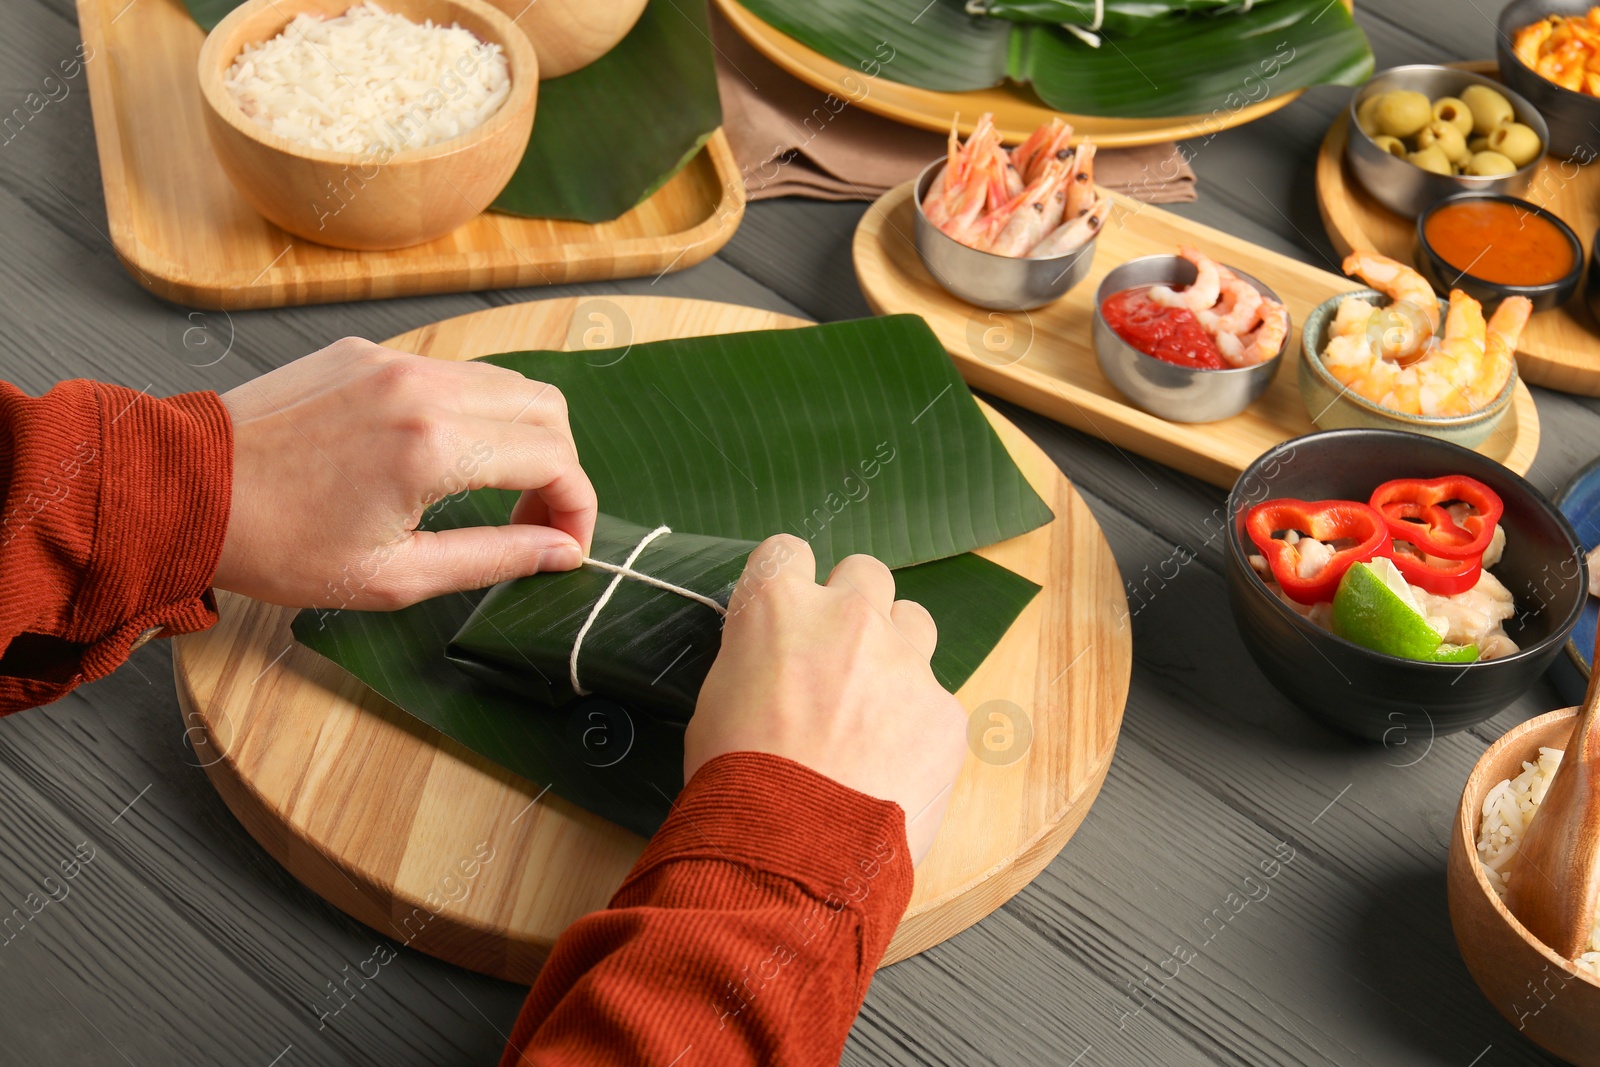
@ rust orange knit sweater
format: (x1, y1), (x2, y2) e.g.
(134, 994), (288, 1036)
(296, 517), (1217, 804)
(1, 379), (914, 1066)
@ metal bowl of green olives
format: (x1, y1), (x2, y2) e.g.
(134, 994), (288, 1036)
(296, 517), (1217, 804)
(1347, 65), (1547, 218)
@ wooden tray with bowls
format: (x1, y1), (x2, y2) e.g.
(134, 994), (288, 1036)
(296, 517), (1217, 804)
(171, 295), (1133, 982)
(712, 0), (1316, 148)
(1316, 62), (1600, 398)
(76, 0), (744, 310)
(853, 181), (1541, 489)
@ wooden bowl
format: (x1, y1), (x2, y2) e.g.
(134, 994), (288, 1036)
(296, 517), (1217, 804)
(486, 0), (648, 78)
(197, 0), (538, 251)
(1448, 706), (1600, 1064)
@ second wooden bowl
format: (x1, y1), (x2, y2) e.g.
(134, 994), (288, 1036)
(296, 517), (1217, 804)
(1449, 706), (1600, 1065)
(486, 0), (647, 78)
(197, 0), (538, 251)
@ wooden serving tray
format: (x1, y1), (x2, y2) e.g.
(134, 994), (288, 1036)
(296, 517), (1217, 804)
(77, 0), (745, 310)
(171, 296), (1133, 982)
(854, 182), (1541, 489)
(1316, 61), (1600, 398)
(713, 0), (1315, 148)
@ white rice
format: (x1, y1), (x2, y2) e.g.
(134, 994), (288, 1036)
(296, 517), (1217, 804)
(224, 3), (511, 155)
(1476, 745), (1600, 977)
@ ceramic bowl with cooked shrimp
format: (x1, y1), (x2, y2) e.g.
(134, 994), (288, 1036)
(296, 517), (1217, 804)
(1347, 65), (1546, 218)
(1225, 429), (1587, 739)
(1299, 252), (1525, 450)
(1092, 252), (1287, 423)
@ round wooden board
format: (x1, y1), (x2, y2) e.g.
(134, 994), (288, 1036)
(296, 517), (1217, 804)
(712, 0), (1311, 148)
(1315, 62), (1600, 398)
(172, 296), (1133, 983)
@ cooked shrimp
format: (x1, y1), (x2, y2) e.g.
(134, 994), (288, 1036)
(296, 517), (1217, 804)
(1473, 296), (1531, 408)
(1063, 141), (1098, 220)
(1027, 196), (1111, 258)
(1340, 252), (1441, 361)
(1196, 270), (1264, 337)
(1411, 568), (1519, 660)
(1216, 300), (1288, 367)
(1151, 245), (1222, 312)
(987, 158), (1070, 256)
(1012, 116), (1074, 185)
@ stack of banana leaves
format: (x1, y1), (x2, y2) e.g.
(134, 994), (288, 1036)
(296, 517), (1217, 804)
(738, 0), (1374, 118)
(294, 317), (1054, 837)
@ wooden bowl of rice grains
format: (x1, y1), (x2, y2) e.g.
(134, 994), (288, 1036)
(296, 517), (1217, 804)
(198, 0), (537, 250)
(1448, 706), (1600, 1065)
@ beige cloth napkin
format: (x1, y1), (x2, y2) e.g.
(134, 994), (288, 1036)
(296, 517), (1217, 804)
(711, 8), (1197, 204)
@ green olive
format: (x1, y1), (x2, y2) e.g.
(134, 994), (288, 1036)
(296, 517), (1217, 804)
(1460, 84), (1516, 135)
(1371, 134), (1408, 158)
(1468, 135), (1491, 153)
(1376, 90), (1433, 138)
(1431, 96), (1476, 137)
(1417, 120), (1471, 165)
(1356, 93), (1386, 138)
(1487, 121), (1543, 168)
(1465, 149), (1517, 176)
(1409, 144), (1455, 175)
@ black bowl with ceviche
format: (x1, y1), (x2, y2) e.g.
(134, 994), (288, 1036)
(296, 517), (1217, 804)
(1225, 429), (1586, 739)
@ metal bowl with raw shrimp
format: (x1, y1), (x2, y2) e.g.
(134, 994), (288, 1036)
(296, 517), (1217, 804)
(912, 158), (1100, 311)
(1299, 288), (1518, 450)
(1091, 255), (1287, 423)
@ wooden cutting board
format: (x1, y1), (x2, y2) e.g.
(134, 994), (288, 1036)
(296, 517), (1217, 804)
(171, 296), (1133, 982)
(854, 182), (1542, 489)
(76, 0), (744, 310)
(1315, 62), (1600, 398)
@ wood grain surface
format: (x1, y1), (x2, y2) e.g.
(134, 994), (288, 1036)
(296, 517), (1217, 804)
(854, 181), (1541, 488)
(76, 0), (744, 309)
(168, 295), (1133, 982)
(7, 0), (1600, 1063)
(1316, 67), (1600, 398)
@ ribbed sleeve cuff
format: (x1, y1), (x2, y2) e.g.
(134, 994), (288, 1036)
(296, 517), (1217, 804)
(623, 752), (915, 964)
(72, 385), (233, 680)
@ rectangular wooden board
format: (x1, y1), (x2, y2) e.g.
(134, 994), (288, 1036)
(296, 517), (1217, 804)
(76, 0), (745, 310)
(854, 183), (1540, 490)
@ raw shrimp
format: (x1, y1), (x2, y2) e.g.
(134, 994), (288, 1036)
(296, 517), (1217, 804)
(1027, 196), (1111, 258)
(1340, 252), (1442, 362)
(1150, 246), (1222, 312)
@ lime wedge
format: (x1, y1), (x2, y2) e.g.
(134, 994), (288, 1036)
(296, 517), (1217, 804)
(1331, 558), (1479, 663)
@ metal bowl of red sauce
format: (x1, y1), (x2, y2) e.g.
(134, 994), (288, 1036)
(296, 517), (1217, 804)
(1415, 192), (1583, 313)
(1092, 255), (1287, 423)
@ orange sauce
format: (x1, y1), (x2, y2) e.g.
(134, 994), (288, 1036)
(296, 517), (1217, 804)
(1423, 200), (1573, 287)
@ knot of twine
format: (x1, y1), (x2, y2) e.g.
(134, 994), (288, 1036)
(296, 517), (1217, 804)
(569, 526), (728, 697)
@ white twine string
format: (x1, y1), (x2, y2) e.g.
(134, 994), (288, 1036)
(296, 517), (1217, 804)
(568, 525), (728, 697)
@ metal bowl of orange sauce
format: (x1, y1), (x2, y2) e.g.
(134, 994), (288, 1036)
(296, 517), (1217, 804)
(1415, 192), (1583, 313)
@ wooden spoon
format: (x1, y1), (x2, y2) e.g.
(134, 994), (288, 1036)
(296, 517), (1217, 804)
(1505, 626), (1600, 960)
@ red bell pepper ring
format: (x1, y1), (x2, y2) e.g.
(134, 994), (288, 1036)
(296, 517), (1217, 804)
(1387, 547), (1481, 597)
(1245, 498), (1392, 605)
(1368, 476), (1503, 561)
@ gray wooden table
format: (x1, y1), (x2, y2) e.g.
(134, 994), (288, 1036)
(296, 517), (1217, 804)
(2, 1), (1597, 1063)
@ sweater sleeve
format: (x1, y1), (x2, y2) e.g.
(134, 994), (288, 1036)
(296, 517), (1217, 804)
(499, 751), (914, 1067)
(0, 380), (233, 713)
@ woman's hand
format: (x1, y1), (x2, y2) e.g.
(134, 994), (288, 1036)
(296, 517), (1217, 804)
(686, 536), (968, 866)
(212, 337), (596, 609)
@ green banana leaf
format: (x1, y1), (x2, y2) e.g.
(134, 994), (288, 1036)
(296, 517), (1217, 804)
(448, 515), (755, 722)
(293, 316), (1052, 835)
(971, 0), (1290, 34)
(737, 0), (1372, 118)
(181, 0), (722, 223)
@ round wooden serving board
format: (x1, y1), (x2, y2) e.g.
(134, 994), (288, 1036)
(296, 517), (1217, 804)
(1316, 62), (1600, 398)
(712, 0), (1313, 148)
(172, 296), (1133, 983)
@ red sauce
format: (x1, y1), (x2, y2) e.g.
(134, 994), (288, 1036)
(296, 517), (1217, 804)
(1101, 286), (1225, 370)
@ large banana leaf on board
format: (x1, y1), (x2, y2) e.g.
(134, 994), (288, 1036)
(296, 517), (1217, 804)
(293, 316), (1052, 836)
(182, 0), (721, 223)
(735, 0), (1372, 118)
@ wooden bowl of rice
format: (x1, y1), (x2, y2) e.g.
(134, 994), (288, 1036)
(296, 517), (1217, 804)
(197, 0), (538, 250)
(1449, 706), (1600, 1065)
